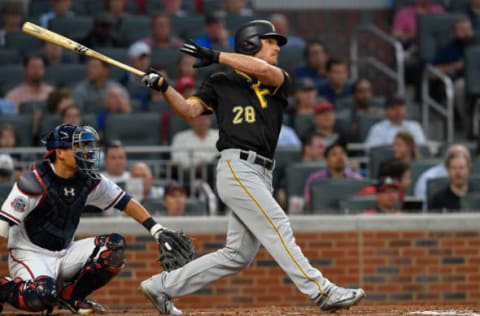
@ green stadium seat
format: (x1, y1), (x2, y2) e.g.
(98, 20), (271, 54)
(278, 46), (304, 73)
(310, 179), (373, 213)
(141, 197), (166, 215)
(448, 0), (471, 12)
(0, 115), (34, 147)
(49, 16), (94, 40)
(272, 146), (303, 192)
(417, 13), (464, 63)
(0, 48), (20, 65)
(426, 177), (449, 206)
(286, 161), (326, 202)
(186, 198), (208, 216)
(45, 64), (86, 88)
(293, 114), (313, 140)
(171, 16), (205, 39)
(358, 112), (385, 142)
(104, 113), (161, 146)
(340, 195), (377, 214)
(168, 114), (190, 144)
(393, 0), (446, 13)
(5, 32), (43, 57)
(38, 114), (61, 141)
(368, 145), (394, 179)
(225, 16), (257, 33)
(408, 159), (442, 195)
(82, 114), (99, 130)
(148, 101), (170, 113)
(119, 16), (151, 44)
(18, 100), (46, 115)
(0, 65), (23, 96)
(461, 193), (480, 212)
(27, 0), (50, 17)
(465, 46), (480, 97)
(97, 48), (129, 64)
(151, 48), (181, 79)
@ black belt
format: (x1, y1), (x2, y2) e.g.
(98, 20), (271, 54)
(239, 151), (274, 170)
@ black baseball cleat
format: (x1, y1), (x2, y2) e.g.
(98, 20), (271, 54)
(315, 286), (366, 312)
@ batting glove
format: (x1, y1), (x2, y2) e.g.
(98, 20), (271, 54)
(142, 68), (169, 92)
(180, 39), (219, 68)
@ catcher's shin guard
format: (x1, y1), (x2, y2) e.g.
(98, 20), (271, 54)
(1, 276), (58, 312)
(61, 233), (126, 303)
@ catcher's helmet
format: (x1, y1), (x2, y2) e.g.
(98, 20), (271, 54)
(234, 20), (287, 55)
(43, 124), (101, 179)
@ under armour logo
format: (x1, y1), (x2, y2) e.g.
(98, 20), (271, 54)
(64, 187), (75, 197)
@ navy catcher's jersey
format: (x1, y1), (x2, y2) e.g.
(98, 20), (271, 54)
(0, 161), (130, 252)
(192, 69), (290, 160)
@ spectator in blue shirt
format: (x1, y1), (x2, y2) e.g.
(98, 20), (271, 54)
(194, 11), (234, 50)
(294, 40), (329, 87)
(317, 57), (353, 103)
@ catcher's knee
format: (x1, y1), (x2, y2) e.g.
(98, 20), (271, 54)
(7, 276), (58, 312)
(94, 233), (126, 269)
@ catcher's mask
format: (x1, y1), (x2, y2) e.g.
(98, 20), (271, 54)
(234, 19), (287, 55)
(43, 124), (101, 180)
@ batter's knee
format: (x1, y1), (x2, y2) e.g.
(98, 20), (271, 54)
(222, 246), (257, 269)
(95, 233), (126, 268)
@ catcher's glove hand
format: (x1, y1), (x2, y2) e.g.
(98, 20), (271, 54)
(180, 39), (219, 68)
(155, 228), (196, 271)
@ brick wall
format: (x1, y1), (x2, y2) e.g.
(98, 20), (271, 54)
(2, 228), (479, 310)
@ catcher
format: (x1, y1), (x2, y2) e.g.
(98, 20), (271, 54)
(0, 123), (194, 314)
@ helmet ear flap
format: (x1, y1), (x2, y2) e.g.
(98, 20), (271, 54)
(240, 35), (261, 55)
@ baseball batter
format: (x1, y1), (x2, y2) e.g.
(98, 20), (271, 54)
(141, 20), (366, 314)
(0, 124), (189, 314)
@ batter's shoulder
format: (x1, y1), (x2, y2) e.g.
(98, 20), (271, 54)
(17, 170), (44, 196)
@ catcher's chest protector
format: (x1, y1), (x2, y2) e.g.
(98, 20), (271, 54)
(23, 161), (99, 251)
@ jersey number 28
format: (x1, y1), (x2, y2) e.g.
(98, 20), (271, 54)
(232, 106), (256, 124)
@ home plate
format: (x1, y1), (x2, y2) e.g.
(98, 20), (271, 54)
(410, 310), (480, 316)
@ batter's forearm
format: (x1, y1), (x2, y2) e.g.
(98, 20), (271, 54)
(218, 52), (283, 86)
(163, 87), (203, 120)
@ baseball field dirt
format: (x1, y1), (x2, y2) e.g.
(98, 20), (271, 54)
(2, 304), (480, 315)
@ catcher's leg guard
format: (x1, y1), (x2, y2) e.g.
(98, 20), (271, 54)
(60, 233), (126, 303)
(0, 275), (58, 312)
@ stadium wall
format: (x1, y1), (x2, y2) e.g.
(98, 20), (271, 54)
(2, 214), (478, 310)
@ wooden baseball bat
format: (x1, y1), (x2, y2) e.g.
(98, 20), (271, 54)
(22, 21), (145, 77)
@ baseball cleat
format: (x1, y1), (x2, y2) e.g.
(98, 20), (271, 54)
(140, 278), (182, 315)
(317, 286), (366, 312)
(59, 298), (106, 314)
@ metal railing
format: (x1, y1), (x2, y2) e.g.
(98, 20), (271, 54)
(421, 65), (455, 143)
(350, 24), (405, 96)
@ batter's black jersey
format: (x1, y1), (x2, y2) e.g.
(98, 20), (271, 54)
(192, 69), (290, 160)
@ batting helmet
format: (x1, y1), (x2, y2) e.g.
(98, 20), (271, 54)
(234, 20), (287, 55)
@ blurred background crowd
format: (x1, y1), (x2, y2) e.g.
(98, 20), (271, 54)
(0, 0), (480, 216)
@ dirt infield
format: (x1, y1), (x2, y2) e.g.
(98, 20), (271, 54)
(2, 305), (480, 315)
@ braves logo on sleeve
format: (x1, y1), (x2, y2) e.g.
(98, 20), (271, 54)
(10, 197), (26, 213)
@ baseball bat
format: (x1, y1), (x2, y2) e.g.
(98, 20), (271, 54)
(21, 21), (145, 77)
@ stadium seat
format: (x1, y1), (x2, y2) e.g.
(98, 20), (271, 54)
(285, 161), (326, 203)
(465, 46), (480, 97)
(27, 0), (50, 17)
(72, 0), (105, 15)
(45, 64), (86, 88)
(104, 113), (161, 146)
(38, 114), (61, 141)
(151, 48), (181, 79)
(225, 16), (257, 34)
(0, 180), (15, 202)
(148, 101), (170, 113)
(309, 179), (372, 213)
(417, 13), (464, 63)
(448, 0), (471, 12)
(168, 114), (191, 144)
(339, 195), (378, 214)
(119, 16), (151, 44)
(0, 115), (34, 147)
(97, 48), (129, 64)
(5, 32), (43, 57)
(82, 113), (99, 130)
(49, 16), (94, 41)
(461, 193), (480, 212)
(272, 146), (303, 191)
(278, 46), (304, 73)
(408, 159), (442, 195)
(0, 48), (20, 65)
(368, 145), (394, 179)
(357, 112), (385, 142)
(425, 177), (449, 206)
(18, 101), (46, 115)
(0, 65), (24, 96)
(141, 198), (166, 215)
(293, 114), (313, 140)
(171, 16), (206, 39)
(392, 0), (447, 13)
(186, 198), (208, 216)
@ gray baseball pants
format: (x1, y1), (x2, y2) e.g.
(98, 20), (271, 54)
(149, 149), (332, 300)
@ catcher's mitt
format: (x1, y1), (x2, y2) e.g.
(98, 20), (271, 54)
(156, 229), (196, 271)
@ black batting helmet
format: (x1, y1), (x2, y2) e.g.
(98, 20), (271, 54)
(234, 20), (287, 55)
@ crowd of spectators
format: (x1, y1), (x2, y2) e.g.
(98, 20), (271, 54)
(0, 0), (480, 216)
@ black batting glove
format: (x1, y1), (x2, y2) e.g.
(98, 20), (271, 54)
(180, 39), (220, 68)
(141, 68), (169, 92)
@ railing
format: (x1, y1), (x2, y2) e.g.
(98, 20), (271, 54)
(350, 24), (405, 96)
(421, 65), (455, 143)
